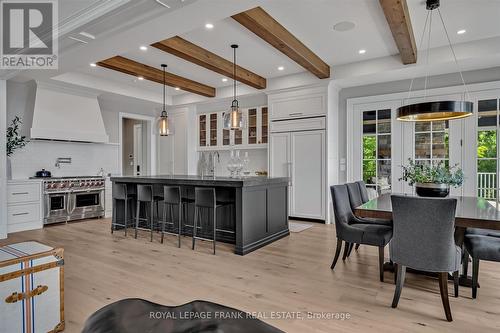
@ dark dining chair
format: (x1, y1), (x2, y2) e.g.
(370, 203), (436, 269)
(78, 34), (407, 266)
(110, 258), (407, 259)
(390, 195), (461, 322)
(346, 182), (392, 257)
(330, 185), (393, 282)
(463, 234), (500, 299)
(355, 180), (370, 204)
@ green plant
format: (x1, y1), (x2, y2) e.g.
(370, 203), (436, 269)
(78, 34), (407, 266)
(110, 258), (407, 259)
(6, 116), (28, 157)
(400, 158), (464, 187)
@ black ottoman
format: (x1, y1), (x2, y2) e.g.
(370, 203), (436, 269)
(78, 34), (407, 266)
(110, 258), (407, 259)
(82, 298), (284, 333)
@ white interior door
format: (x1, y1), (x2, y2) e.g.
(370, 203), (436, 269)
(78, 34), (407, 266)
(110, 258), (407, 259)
(133, 124), (143, 176)
(290, 130), (325, 220)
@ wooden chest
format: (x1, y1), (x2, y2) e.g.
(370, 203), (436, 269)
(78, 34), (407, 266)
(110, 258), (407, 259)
(0, 241), (64, 332)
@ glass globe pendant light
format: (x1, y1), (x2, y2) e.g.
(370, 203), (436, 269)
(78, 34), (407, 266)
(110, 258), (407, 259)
(223, 44), (245, 130)
(396, 0), (472, 122)
(157, 64), (172, 136)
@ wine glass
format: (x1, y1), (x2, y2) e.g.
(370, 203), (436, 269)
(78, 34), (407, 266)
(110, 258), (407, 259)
(227, 150), (236, 178)
(234, 150), (243, 178)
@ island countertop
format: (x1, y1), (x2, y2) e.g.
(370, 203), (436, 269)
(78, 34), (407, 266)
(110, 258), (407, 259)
(110, 175), (289, 187)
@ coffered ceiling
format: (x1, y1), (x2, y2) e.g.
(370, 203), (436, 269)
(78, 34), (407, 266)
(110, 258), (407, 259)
(7, 0), (500, 103)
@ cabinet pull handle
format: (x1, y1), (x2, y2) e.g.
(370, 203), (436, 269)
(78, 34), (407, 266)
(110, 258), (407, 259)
(12, 192), (29, 195)
(5, 285), (48, 303)
(287, 162), (293, 186)
(12, 212), (29, 216)
(289, 112), (303, 117)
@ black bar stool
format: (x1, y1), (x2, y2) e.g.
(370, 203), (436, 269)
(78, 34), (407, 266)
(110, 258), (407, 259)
(111, 183), (135, 236)
(159, 186), (182, 248)
(192, 187), (234, 255)
(135, 184), (156, 242)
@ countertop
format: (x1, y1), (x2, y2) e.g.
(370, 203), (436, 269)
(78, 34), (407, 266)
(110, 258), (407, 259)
(110, 175), (289, 187)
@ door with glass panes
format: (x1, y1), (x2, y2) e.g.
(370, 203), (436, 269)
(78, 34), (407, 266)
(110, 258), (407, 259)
(475, 94), (500, 204)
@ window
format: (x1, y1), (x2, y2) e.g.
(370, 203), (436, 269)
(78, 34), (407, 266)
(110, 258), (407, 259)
(414, 121), (449, 168)
(362, 109), (391, 193)
(477, 99), (499, 201)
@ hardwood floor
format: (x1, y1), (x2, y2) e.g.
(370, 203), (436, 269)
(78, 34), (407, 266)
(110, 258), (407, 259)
(2, 219), (500, 333)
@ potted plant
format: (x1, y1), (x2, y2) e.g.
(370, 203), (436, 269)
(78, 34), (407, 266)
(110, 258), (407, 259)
(400, 158), (464, 197)
(6, 116), (28, 180)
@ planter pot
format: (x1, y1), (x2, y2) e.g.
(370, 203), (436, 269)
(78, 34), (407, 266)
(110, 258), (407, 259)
(6, 157), (12, 180)
(415, 182), (450, 197)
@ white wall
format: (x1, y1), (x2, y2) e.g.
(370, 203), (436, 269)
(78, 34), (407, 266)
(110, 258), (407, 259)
(1, 80), (7, 239)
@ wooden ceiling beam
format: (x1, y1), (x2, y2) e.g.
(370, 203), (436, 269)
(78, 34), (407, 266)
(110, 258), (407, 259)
(379, 0), (417, 65)
(232, 7), (330, 79)
(152, 36), (266, 90)
(97, 56), (216, 97)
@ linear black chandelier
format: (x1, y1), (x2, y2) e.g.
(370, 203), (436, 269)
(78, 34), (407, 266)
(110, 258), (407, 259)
(397, 0), (473, 122)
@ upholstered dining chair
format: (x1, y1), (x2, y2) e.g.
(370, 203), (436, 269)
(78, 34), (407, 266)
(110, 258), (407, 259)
(463, 234), (500, 299)
(390, 195), (461, 322)
(330, 185), (393, 282)
(355, 180), (370, 203)
(345, 182), (392, 257)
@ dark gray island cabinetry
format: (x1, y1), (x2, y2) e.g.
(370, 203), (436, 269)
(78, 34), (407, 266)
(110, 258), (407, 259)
(110, 175), (289, 255)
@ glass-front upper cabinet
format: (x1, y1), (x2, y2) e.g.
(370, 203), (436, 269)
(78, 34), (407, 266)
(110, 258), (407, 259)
(248, 108), (258, 144)
(210, 113), (218, 146)
(199, 114), (207, 147)
(246, 106), (268, 146)
(261, 107), (268, 144)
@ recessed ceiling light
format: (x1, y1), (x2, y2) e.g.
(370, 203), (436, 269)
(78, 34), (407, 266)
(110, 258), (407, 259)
(333, 21), (356, 32)
(457, 29), (466, 35)
(358, 49), (366, 54)
(137, 76), (144, 80)
(222, 77), (228, 82)
(139, 45), (148, 51)
(90, 63), (97, 67)
(175, 87), (180, 91)
(205, 23), (214, 29)
(277, 66), (285, 71)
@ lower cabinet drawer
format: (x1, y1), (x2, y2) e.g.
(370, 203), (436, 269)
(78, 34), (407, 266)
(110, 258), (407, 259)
(8, 183), (41, 204)
(7, 204), (41, 224)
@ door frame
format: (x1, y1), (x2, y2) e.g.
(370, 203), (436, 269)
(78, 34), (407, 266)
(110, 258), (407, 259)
(133, 123), (143, 176)
(118, 112), (157, 176)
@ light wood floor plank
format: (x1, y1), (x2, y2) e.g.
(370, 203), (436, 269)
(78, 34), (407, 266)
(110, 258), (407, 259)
(1, 219), (499, 332)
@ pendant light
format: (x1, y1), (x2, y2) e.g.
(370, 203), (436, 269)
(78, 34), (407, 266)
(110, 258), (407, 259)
(223, 44), (245, 130)
(397, 0), (472, 122)
(157, 64), (172, 136)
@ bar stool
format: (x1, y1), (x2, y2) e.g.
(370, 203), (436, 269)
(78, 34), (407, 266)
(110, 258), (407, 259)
(111, 183), (135, 236)
(159, 186), (182, 248)
(192, 187), (234, 255)
(135, 184), (157, 242)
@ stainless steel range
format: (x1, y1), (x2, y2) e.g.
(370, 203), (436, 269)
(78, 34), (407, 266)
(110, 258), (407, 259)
(42, 176), (105, 225)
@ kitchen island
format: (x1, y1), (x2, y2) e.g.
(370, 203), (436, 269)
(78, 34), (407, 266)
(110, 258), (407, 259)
(110, 175), (289, 255)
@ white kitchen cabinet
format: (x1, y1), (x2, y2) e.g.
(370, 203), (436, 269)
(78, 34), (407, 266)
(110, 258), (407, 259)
(290, 130), (326, 219)
(269, 119), (326, 221)
(105, 178), (113, 218)
(7, 180), (43, 233)
(268, 86), (327, 120)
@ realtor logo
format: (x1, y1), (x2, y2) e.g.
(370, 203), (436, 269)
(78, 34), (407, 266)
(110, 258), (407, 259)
(1, 0), (58, 69)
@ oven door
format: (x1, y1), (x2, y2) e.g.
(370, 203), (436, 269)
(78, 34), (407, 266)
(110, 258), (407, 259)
(44, 193), (68, 224)
(68, 190), (105, 221)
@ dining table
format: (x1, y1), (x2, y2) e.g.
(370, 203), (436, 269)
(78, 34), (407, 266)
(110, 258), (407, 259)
(355, 193), (500, 286)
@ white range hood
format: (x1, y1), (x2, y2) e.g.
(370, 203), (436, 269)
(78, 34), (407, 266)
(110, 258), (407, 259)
(31, 82), (109, 143)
